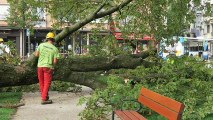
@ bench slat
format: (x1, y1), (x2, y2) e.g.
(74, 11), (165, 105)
(115, 110), (147, 120)
(129, 111), (147, 120)
(122, 111), (140, 120)
(138, 95), (182, 120)
(140, 88), (185, 113)
(115, 110), (132, 120)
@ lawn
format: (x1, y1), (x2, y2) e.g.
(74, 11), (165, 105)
(0, 92), (22, 120)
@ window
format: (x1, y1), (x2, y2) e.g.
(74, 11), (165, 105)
(34, 8), (47, 27)
(37, 8), (46, 21)
(0, 5), (9, 20)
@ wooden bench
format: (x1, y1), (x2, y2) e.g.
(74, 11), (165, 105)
(112, 87), (185, 120)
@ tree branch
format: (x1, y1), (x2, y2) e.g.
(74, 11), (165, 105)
(55, 0), (133, 42)
(94, 0), (107, 15)
(96, 0), (132, 18)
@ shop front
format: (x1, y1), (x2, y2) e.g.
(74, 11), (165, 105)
(113, 32), (155, 51)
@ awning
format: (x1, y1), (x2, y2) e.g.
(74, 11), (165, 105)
(114, 32), (123, 40)
(114, 32), (154, 40)
(143, 35), (153, 40)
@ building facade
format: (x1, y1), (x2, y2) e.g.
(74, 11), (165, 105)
(186, 0), (213, 58)
(0, 0), (112, 57)
(190, 0), (213, 38)
(0, 0), (54, 57)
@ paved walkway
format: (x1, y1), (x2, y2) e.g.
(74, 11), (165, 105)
(12, 86), (93, 120)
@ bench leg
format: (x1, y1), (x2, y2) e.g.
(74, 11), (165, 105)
(112, 111), (115, 120)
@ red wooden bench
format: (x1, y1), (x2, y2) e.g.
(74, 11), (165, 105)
(112, 87), (185, 120)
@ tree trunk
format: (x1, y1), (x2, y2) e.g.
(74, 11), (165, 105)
(0, 49), (157, 89)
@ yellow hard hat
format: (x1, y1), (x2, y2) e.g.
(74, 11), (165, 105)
(0, 38), (4, 42)
(46, 32), (55, 39)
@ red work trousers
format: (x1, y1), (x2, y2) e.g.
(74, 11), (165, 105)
(38, 67), (53, 101)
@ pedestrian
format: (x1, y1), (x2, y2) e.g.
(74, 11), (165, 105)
(0, 38), (10, 55)
(134, 44), (141, 54)
(34, 32), (60, 105)
(0, 38), (11, 62)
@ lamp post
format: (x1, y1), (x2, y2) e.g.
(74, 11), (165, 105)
(26, 28), (30, 56)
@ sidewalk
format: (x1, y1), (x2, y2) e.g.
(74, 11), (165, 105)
(12, 86), (92, 120)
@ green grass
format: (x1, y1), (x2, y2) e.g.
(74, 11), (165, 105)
(0, 92), (22, 120)
(0, 109), (16, 120)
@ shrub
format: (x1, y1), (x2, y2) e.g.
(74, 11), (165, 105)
(79, 56), (213, 120)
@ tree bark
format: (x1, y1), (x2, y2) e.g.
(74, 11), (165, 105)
(0, 49), (156, 89)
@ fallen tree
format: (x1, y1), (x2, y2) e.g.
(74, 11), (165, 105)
(0, 49), (157, 89)
(1, 0), (160, 89)
(1, 0), (135, 89)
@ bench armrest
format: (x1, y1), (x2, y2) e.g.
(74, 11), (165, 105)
(120, 99), (143, 112)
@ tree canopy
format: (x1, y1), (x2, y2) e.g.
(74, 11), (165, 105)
(6, 0), (206, 44)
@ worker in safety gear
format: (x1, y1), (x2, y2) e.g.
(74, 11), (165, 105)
(35, 32), (60, 105)
(0, 38), (4, 42)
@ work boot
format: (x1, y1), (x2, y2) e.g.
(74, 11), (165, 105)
(41, 100), (53, 105)
(46, 96), (49, 100)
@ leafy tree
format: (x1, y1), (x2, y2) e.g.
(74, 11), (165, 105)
(113, 0), (201, 45)
(7, 0), (133, 41)
(7, 0), (41, 29)
(6, 0), (205, 44)
(3, 0), (211, 89)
